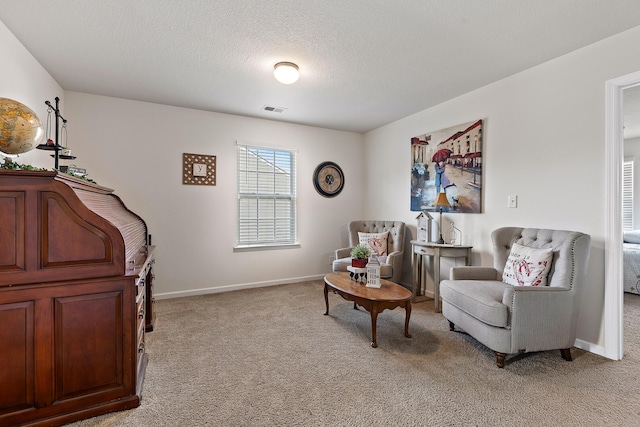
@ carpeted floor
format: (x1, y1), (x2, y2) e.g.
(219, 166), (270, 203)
(69, 280), (640, 426)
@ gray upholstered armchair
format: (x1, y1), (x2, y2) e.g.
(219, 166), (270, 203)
(332, 220), (405, 284)
(439, 227), (591, 368)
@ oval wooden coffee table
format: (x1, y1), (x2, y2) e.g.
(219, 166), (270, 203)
(323, 272), (412, 348)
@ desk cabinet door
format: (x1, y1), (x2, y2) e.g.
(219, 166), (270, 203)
(53, 288), (129, 404)
(0, 301), (35, 414)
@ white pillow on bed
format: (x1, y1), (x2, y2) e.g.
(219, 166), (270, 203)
(624, 230), (640, 244)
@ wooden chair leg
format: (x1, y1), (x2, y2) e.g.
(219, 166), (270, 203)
(560, 348), (572, 361)
(448, 321), (455, 331)
(495, 352), (506, 368)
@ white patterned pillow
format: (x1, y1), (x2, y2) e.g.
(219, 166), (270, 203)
(502, 243), (553, 286)
(358, 231), (389, 257)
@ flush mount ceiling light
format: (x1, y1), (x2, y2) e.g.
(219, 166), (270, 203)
(274, 62), (299, 84)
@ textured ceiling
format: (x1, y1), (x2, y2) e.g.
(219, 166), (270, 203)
(1, 1), (640, 133)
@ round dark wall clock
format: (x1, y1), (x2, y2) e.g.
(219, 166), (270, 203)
(313, 161), (344, 197)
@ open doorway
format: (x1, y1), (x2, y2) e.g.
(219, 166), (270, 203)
(604, 71), (640, 361)
(622, 85), (640, 349)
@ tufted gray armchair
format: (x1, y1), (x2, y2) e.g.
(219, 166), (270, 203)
(439, 227), (591, 368)
(332, 220), (405, 284)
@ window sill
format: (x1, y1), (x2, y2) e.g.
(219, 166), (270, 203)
(233, 243), (301, 252)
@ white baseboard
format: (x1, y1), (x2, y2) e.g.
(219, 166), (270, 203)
(154, 274), (325, 300)
(574, 338), (611, 360)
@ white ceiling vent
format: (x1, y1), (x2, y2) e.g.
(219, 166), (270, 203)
(262, 105), (287, 113)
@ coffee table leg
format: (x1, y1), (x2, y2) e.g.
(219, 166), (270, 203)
(370, 306), (379, 348)
(404, 301), (412, 338)
(324, 283), (329, 315)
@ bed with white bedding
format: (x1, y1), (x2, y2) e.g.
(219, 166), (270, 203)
(624, 242), (640, 294)
(624, 231), (640, 294)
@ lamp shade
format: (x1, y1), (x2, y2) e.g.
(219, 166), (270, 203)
(274, 62), (300, 84)
(435, 192), (451, 208)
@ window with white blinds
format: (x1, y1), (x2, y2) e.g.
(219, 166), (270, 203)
(236, 144), (297, 247)
(623, 160), (634, 232)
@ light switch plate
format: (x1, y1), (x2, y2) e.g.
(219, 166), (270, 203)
(508, 195), (518, 208)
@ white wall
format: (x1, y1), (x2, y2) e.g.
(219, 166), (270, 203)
(0, 20), (64, 167)
(364, 25), (640, 350)
(64, 92), (365, 297)
(624, 136), (640, 228)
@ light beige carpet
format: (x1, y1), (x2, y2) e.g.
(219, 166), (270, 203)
(69, 280), (640, 426)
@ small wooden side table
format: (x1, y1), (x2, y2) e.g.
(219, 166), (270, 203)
(411, 240), (472, 312)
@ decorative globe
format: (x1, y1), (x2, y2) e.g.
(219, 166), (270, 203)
(0, 98), (44, 155)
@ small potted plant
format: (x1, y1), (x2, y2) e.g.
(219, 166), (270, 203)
(350, 244), (371, 268)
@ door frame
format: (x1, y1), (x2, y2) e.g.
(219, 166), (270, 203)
(604, 70), (640, 360)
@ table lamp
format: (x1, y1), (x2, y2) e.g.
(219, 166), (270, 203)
(434, 191), (451, 244)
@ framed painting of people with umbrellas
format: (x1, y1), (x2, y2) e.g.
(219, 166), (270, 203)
(411, 119), (483, 213)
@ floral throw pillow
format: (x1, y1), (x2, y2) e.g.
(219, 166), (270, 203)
(502, 243), (553, 286)
(358, 231), (389, 257)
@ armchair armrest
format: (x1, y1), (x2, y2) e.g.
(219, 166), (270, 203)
(385, 250), (405, 284)
(450, 266), (499, 281)
(502, 286), (575, 351)
(386, 250), (401, 264)
(335, 247), (353, 259)
(502, 285), (572, 311)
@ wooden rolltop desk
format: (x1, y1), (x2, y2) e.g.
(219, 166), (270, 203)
(0, 170), (156, 427)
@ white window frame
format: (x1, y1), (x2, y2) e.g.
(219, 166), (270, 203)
(235, 143), (298, 250)
(623, 159), (634, 232)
